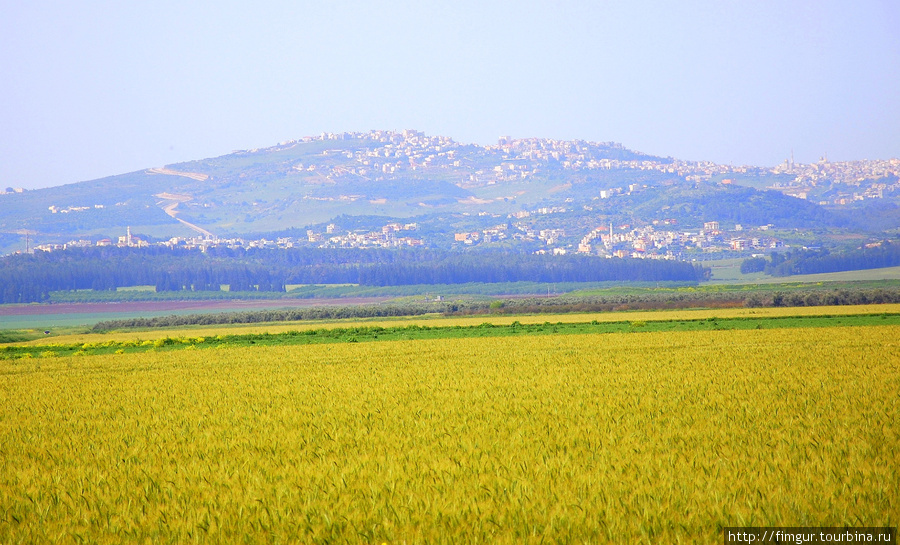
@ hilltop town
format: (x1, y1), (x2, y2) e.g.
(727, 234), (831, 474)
(4, 130), (898, 259)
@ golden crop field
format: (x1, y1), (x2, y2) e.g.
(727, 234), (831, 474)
(1, 325), (898, 543)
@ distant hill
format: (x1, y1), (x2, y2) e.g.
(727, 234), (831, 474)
(0, 130), (894, 255)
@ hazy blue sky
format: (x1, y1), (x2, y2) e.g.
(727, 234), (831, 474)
(2, 0), (898, 189)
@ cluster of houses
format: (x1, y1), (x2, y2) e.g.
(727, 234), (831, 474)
(29, 215), (785, 259)
(32, 221), (425, 254)
(33, 227), (149, 253)
(454, 217), (785, 260)
(583, 220), (783, 258)
(310, 222), (423, 249)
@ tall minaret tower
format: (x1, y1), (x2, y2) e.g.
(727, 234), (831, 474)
(126, 226), (132, 246)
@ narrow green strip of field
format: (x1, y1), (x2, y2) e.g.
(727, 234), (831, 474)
(3, 312), (898, 360)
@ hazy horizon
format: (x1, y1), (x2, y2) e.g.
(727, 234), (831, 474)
(2, 1), (899, 190)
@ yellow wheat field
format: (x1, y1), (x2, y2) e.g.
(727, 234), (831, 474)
(1, 325), (898, 543)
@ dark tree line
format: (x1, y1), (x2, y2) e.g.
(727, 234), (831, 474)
(740, 240), (900, 277)
(0, 246), (707, 304)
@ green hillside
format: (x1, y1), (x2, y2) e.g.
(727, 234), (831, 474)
(1, 130), (895, 255)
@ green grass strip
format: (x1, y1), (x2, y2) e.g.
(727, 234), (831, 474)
(3, 313), (899, 360)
